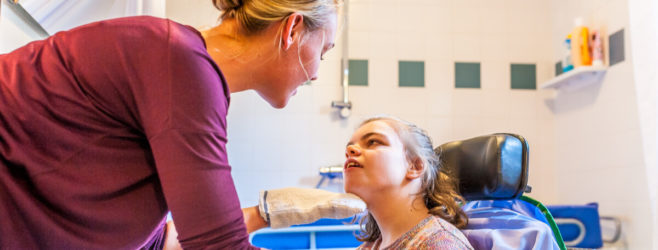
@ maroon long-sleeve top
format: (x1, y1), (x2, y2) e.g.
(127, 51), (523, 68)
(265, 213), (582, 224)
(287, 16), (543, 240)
(0, 16), (257, 249)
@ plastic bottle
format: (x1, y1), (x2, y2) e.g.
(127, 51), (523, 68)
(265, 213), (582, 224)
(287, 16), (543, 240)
(562, 34), (574, 73)
(590, 30), (604, 66)
(570, 18), (592, 67)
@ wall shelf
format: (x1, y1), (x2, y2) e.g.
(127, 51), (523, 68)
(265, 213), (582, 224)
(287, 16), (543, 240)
(540, 66), (607, 90)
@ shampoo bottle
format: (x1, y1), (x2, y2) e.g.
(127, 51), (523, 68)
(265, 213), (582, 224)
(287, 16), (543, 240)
(562, 35), (574, 73)
(571, 18), (592, 66)
(591, 30), (604, 66)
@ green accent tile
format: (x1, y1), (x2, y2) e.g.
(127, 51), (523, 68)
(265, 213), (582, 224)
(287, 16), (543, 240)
(511, 63), (536, 90)
(609, 29), (625, 66)
(348, 59), (368, 86)
(398, 61), (425, 87)
(455, 62), (480, 88)
(555, 61), (563, 76)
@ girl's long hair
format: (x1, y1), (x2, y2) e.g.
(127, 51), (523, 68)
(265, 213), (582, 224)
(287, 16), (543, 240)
(354, 116), (468, 242)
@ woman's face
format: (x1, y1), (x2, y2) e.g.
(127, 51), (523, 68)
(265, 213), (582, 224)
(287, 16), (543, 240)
(258, 13), (337, 108)
(343, 120), (411, 201)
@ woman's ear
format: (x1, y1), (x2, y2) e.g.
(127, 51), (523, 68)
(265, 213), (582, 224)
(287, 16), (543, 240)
(406, 158), (424, 180)
(281, 13), (304, 50)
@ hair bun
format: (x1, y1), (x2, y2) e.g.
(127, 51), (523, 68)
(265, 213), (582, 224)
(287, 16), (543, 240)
(212, 0), (243, 11)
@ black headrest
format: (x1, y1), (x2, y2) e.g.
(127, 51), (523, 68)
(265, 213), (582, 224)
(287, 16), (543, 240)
(435, 133), (529, 201)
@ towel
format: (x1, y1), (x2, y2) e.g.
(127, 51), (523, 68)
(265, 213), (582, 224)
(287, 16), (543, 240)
(259, 187), (366, 229)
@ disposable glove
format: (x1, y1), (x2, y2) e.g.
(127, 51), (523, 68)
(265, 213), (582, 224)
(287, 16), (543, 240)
(258, 187), (366, 229)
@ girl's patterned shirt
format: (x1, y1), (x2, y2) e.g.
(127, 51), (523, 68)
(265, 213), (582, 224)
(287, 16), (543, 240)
(356, 215), (473, 250)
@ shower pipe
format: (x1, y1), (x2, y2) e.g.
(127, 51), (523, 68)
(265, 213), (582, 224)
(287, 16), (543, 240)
(330, 0), (351, 118)
(4, 0), (50, 38)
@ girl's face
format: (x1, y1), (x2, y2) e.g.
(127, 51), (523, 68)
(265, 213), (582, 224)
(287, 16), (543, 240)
(343, 120), (411, 201)
(258, 13), (337, 108)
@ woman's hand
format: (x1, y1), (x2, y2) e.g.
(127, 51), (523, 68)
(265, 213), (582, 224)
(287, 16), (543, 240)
(243, 206), (268, 233)
(164, 220), (182, 250)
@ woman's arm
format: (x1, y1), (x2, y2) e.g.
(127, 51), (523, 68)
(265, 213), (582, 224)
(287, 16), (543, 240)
(242, 206), (268, 233)
(163, 207), (266, 250)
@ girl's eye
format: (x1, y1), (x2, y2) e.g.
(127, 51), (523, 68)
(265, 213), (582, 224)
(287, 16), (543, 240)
(367, 139), (379, 146)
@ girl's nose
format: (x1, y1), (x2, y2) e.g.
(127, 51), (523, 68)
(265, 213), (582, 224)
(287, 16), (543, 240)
(345, 145), (361, 157)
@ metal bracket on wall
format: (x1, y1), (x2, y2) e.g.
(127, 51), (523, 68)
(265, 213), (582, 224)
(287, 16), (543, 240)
(3, 0), (50, 38)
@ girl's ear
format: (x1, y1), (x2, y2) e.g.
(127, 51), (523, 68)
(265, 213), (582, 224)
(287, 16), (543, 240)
(281, 13), (304, 50)
(406, 158), (424, 180)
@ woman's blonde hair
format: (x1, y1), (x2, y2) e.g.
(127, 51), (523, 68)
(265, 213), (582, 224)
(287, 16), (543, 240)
(354, 116), (469, 242)
(212, 0), (340, 37)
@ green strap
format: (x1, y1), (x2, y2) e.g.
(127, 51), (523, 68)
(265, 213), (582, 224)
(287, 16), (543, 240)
(519, 196), (567, 250)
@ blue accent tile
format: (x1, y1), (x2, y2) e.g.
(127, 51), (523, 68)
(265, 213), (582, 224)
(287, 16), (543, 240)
(455, 62), (480, 88)
(399, 61), (425, 87)
(511, 63), (536, 90)
(348, 59), (368, 86)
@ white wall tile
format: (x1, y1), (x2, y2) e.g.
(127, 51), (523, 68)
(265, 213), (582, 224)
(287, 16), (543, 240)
(451, 116), (484, 141)
(427, 116), (454, 145)
(480, 117), (511, 135)
(451, 90), (484, 117)
(480, 90), (511, 119)
(481, 60), (510, 90)
(348, 31), (371, 59)
(395, 2), (430, 33)
(509, 91), (539, 119)
(481, 35), (509, 62)
(368, 58), (397, 89)
(427, 91), (453, 116)
(480, 7), (508, 35)
(368, 31), (398, 60)
(453, 33), (482, 62)
(395, 31), (428, 60)
(507, 34), (540, 63)
(451, 7), (482, 34)
(368, 2), (398, 33)
(423, 1), (453, 35)
(425, 32), (454, 61)
(378, 88), (430, 117)
(347, 1), (372, 32)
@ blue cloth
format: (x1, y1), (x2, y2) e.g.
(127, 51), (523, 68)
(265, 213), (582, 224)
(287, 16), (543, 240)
(462, 200), (560, 250)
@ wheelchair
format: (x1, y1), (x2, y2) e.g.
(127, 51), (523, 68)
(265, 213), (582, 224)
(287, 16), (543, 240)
(250, 134), (619, 249)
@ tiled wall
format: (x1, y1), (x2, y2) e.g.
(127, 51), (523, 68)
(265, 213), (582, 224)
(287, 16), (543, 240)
(549, 0), (655, 248)
(209, 0), (559, 207)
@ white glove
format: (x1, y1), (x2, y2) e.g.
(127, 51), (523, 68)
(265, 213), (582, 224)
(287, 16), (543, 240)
(258, 187), (367, 229)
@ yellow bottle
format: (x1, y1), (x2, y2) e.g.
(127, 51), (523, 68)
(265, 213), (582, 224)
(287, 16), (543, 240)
(570, 18), (592, 67)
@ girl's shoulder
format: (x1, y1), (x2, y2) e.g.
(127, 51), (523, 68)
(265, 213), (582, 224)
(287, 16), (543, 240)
(356, 215), (474, 250)
(421, 215), (473, 249)
(397, 215), (474, 249)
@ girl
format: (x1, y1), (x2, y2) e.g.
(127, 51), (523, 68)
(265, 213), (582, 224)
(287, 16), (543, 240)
(344, 116), (473, 249)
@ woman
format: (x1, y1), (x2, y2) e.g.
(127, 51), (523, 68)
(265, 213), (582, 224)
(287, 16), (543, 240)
(344, 116), (473, 249)
(0, 0), (339, 249)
